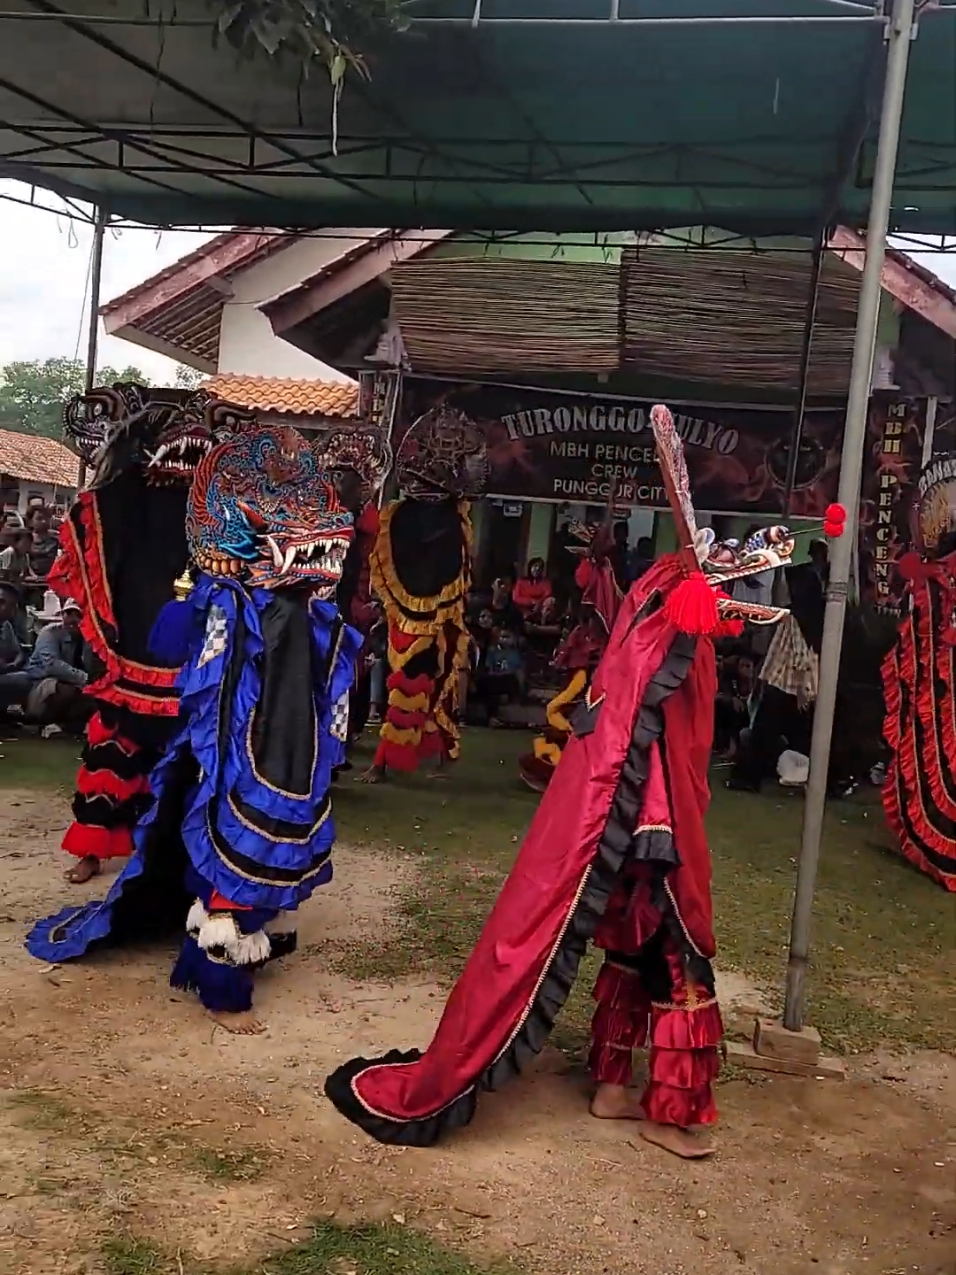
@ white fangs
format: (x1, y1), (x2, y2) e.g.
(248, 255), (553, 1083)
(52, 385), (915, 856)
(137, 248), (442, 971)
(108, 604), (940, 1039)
(265, 535), (284, 570)
(272, 535), (351, 577)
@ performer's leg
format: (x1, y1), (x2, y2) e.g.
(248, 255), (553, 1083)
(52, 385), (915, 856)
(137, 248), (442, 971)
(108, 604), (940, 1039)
(170, 894), (278, 1034)
(63, 710), (154, 883)
(588, 953), (651, 1120)
(638, 927), (722, 1159)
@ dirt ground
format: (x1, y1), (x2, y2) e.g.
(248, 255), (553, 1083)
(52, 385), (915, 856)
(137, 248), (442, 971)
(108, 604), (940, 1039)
(1, 789), (954, 1275)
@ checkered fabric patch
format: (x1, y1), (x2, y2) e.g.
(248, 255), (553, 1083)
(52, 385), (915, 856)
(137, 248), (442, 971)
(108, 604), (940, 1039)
(330, 690), (350, 743)
(197, 604), (229, 668)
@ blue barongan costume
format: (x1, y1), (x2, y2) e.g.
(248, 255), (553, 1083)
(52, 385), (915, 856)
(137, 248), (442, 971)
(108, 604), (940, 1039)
(28, 425), (360, 1018)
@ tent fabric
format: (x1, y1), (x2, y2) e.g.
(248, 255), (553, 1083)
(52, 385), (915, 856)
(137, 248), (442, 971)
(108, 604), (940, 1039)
(0, 0), (953, 232)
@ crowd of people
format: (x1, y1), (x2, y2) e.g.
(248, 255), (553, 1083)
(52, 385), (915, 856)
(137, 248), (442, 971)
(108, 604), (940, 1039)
(0, 500), (91, 736)
(392, 517), (846, 797)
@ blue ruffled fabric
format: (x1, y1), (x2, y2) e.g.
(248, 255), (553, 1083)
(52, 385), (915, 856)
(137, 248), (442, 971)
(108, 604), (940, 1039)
(25, 843), (150, 962)
(26, 576), (360, 960)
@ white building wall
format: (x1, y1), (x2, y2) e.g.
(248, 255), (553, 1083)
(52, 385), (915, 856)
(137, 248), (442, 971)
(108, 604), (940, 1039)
(217, 231), (382, 381)
(12, 478), (76, 513)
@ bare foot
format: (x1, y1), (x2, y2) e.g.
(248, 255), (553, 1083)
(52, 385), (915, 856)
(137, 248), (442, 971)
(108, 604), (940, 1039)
(208, 1009), (265, 1035)
(639, 1121), (715, 1159)
(358, 764), (385, 784)
(64, 855), (100, 884)
(590, 1082), (646, 1121)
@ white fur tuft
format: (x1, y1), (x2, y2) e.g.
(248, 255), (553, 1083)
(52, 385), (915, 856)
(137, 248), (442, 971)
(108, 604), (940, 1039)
(232, 929), (272, 966)
(197, 913), (239, 954)
(185, 899), (209, 936)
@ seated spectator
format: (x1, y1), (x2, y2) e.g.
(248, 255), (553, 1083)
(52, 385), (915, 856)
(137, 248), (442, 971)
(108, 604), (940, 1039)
(27, 597), (88, 688)
(489, 574), (525, 634)
(0, 582), (29, 715)
(713, 652), (756, 758)
(22, 597), (91, 736)
(0, 527), (34, 586)
(474, 625), (525, 726)
(27, 505), (59, 578)
(512, 558), (554, 621)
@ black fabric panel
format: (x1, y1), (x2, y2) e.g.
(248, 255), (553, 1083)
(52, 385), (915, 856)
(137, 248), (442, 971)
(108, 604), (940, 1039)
(249, 595), (319, 799)
(389, 499), (465, 600)
(95, 701), (180, 752)
(104, 751), (196, 945)
(96, 474), (189, 666)
(227, 785), (331, 843)
(569, 697), (602, 737)
(324, 632), (699, 1146)
(71, 792), (152, 828)
(206, 803), (332, 887)
(336, 535), (363, 620)
(82, 739), (156, 781)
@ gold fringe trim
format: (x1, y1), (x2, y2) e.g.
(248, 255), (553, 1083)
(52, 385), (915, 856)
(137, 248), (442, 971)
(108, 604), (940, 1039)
(387, 634), (433, 672)
(381, 721), (419, 747)
(370, 499), (473, 637)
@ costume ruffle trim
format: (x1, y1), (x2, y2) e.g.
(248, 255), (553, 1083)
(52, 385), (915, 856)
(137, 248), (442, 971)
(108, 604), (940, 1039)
(881, 577), (956, 890)
(324, 632), (699, 1145)
(57, 494), (180, 716)
(370, 499), (472, 635)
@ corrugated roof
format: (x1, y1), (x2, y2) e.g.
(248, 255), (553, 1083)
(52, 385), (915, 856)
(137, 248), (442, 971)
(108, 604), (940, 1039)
(0, 429), (79, 488)
(101, 231), (294, 371)
(205, 374), (358, 418)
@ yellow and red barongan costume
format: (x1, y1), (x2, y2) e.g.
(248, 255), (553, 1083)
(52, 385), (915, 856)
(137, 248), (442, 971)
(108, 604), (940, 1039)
(882, 454), (956, 892)
(370, 407), (489, 774)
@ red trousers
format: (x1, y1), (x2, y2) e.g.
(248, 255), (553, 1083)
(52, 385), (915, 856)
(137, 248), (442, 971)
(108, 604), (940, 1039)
(589, 865), (721, 1128)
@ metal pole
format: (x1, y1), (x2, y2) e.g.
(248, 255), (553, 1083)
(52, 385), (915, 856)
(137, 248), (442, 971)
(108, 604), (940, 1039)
(782, 230), (826, 518)
(77, 202), (107, 489)
(783, 0), (918, 1032)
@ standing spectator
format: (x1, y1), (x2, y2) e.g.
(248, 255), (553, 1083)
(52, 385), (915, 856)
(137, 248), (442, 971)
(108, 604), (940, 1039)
(27, 506), (60, 579)
(627, 535), (655, 584)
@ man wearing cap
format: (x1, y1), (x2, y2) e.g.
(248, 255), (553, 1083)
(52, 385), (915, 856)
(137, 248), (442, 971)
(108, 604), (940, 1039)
(26, 599), (88, 687)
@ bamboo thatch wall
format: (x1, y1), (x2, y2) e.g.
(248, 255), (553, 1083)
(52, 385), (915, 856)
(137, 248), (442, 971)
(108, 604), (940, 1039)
(390, 257), (620, 373)
(389, 249), (863, 391)
(620, 247), (861, 393)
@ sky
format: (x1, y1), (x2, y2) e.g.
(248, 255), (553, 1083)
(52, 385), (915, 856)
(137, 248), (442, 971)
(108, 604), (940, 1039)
(0, 181), (215, 382)
(1, 178), (956, 384)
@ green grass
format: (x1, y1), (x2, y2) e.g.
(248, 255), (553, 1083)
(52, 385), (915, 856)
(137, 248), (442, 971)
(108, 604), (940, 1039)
(99, 1225), (515, 1275)
(6, 726), (953, 1055)
(0, 731), (79, 789)
(330, 730), (955, 1056)
(190, 1145), (270, 1183)
(7, 1088), (77, 1132)
(101, 1237), (168, 1275)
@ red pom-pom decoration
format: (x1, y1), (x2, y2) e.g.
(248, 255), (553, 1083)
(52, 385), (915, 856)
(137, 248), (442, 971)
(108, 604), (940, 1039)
(664, 572), (720, 636)
(823, 520), (844, 539)
(824, 503), (846, 524)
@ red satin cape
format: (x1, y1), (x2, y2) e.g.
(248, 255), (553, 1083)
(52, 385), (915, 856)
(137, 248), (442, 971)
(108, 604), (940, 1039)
(325, 556), (718, 1145)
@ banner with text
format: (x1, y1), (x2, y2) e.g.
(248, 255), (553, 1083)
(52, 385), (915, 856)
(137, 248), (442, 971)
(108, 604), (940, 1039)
(858, 394), (932, 614)
(398, 378), (846, 516)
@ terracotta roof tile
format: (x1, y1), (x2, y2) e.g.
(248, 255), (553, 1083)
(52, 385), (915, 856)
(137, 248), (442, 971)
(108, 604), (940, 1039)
(206, 373), (359, 418)
(0, 428), (79, 488)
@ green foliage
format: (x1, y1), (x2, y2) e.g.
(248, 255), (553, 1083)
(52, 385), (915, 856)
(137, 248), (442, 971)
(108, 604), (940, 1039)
(0, 357), (148, 440)
(207, 0), (409, 82)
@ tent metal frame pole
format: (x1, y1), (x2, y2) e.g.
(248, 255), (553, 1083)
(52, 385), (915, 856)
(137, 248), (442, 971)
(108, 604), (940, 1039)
(782, 228), (826, 517)
(77, 200), (106, 489)
(783, 0), (918, 1032)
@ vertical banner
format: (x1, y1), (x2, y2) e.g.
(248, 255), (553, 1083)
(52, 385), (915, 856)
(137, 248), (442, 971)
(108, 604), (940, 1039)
(858, 393), (931, 613)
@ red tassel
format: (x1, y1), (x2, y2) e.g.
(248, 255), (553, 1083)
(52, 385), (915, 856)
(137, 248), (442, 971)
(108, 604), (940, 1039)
(824, 520), (844, 539)
(825, 503), (847, 524)
(664, 574), (719, 636)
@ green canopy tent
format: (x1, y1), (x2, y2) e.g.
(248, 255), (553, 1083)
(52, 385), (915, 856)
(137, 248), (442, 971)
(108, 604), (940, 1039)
(0, 0), (953, 234)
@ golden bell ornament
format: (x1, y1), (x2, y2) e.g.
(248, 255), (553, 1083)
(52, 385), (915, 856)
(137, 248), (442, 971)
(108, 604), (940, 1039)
(172, 568), (194, 602)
